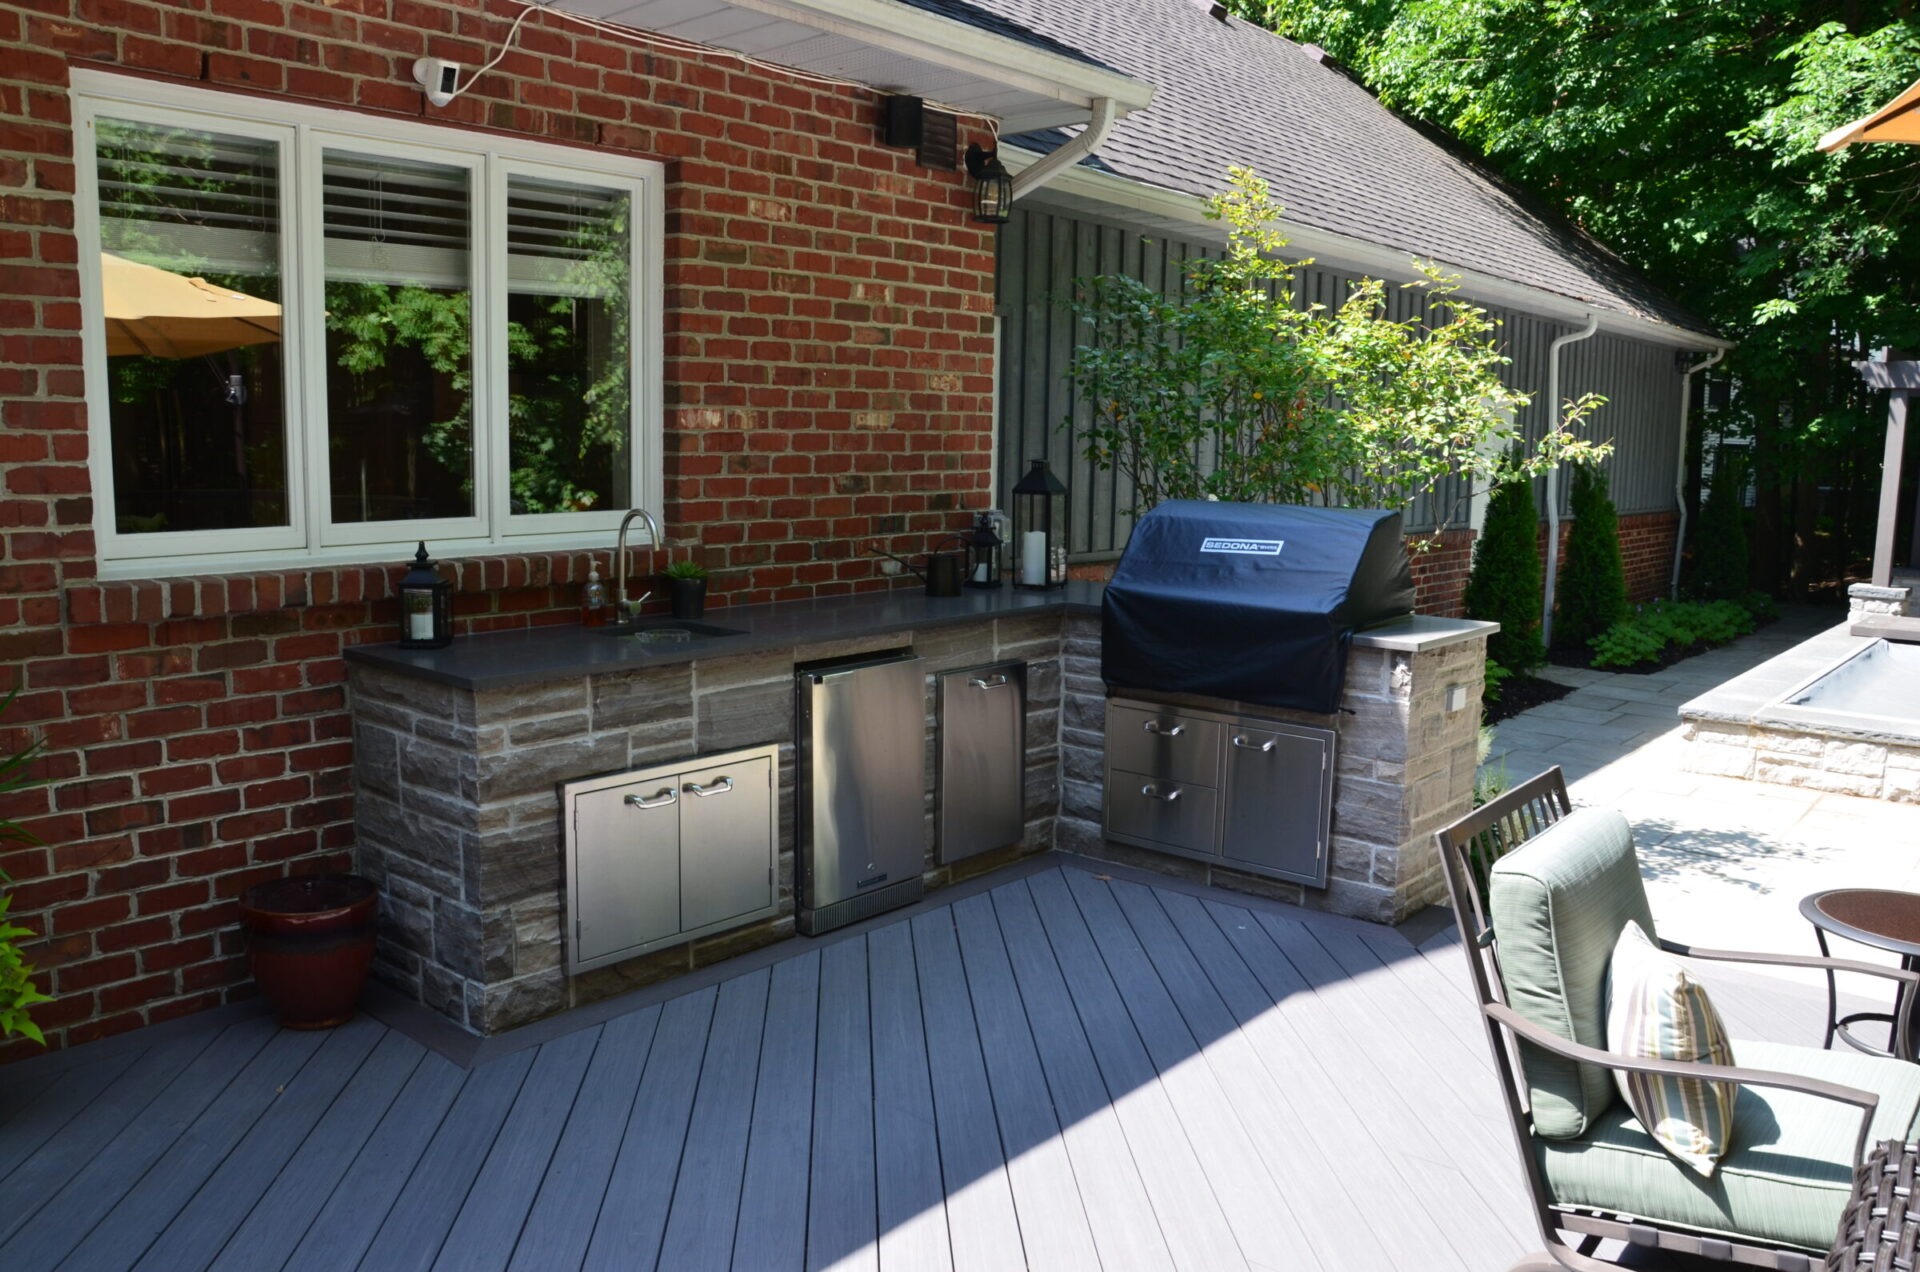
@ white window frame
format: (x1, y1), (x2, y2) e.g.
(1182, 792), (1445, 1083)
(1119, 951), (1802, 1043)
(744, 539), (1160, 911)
(71, 71), (664, 579)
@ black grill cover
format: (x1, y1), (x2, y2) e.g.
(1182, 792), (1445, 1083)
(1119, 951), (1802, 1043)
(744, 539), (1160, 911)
(1102, 502), (1414, 714)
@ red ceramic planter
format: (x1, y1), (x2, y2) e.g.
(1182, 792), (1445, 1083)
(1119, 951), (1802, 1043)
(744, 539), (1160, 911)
(238, 874), (379, 1029)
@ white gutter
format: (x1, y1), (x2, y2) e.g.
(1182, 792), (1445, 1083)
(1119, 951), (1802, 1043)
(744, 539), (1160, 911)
(1009, 97), (1120, 201)
(1670, 348), (1726, 598)
(995, 150), (1732, 353)
(1540, 313), (1599, 649)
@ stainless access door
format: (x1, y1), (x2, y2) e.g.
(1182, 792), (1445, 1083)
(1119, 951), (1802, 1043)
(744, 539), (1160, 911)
(570, 778), (681, 967)
(1219, 719), (1335, 886)
(937, 662), (1025, 864)
(678, 754), (774, 932)
(796, 652), (926, 934)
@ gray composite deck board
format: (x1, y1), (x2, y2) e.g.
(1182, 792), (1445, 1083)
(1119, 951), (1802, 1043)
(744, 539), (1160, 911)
(949, 891), (1102, 1271)
(361, 1046), (537, 1271)
(866, 921), (954, 1272)
(1056, 868), (1316, 1271)
(3, 862), (1872, 1271)
(582, 985), (717, 1272)
(132, 1015), (387, 1272)
(807, 934), (880, 1272)
(730, 952), (820, 1272)
(657, 968), (771, 1271)
(280, 1048), (466, 1272)
(208, 1029), (428, 1272)
(988, 882), (1177, 1272)
(911, 908), (1028, 1272)
(434, 1026), (600, 1272)
(0, 1015), (280, 1268)
(507, 1006), (660, 1272)
(1021, 872), (1247, 1272)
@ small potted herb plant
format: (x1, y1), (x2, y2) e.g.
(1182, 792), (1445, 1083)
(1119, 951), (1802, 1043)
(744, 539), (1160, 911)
(664, 559), (710, 620)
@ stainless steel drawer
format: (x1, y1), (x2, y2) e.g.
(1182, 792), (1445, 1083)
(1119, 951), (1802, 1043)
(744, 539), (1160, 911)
(1104, 767), (1219, 855)
(1107, 702), (1221, 787)
(1220, 721), (1334, 886)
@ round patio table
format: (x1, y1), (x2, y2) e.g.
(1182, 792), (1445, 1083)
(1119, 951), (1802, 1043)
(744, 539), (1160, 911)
(1800, 888), (1920, 1062)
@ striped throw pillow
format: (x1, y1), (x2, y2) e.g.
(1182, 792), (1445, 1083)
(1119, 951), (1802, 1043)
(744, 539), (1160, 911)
(1605, 921), (1737, 1177)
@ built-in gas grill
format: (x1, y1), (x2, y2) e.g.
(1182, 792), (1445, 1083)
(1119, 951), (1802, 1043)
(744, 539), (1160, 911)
(1102, 501), (1414, 713)
(1098, 502), (1414, 886)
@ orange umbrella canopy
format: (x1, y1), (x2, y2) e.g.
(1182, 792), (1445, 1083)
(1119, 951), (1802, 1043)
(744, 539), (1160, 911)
(1819, 76), (1920, 152)
(99, 253), (282, 359)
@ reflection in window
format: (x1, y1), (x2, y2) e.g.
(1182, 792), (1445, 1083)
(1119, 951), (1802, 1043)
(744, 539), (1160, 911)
(322, 151), (473, 524)
(96, 120), (288, 534)
(506, 176), (631, 516)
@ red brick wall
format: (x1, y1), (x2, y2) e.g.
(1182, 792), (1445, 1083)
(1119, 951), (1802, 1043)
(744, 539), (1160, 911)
(1407, 529), (1473, 618)
(1619, 510), (1678, 603)
(0, 0), (996, 1058)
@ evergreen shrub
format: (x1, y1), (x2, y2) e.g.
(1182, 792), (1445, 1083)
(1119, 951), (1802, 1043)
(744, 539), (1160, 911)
(1555, 464), (1628, 650)
(1464, 475), (1545, 673)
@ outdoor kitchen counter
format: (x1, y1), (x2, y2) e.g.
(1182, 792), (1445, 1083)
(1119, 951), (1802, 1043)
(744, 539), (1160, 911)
(343, 581), (1488, 690)
(343, 579), (1106, 690)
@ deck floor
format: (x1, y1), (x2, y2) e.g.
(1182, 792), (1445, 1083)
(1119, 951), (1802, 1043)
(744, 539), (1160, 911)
(0, 858), (1843, 1272)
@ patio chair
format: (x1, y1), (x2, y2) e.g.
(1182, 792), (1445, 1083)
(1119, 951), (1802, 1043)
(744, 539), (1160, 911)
(1435, 766), (1920, 1271)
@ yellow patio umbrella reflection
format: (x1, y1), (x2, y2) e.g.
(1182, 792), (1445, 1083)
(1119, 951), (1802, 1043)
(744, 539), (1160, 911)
(99, 252), (281, 359)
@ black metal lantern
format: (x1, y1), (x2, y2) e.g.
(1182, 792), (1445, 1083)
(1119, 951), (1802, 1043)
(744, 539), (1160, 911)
(964, 511), (1003, 589)
(1011, 458), (1067, 590)
(965, 143), (1012, 224)
(397, 541), (453, 649)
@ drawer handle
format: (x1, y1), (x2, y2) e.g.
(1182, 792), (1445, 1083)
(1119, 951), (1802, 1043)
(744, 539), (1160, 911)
(1142, 721), (1184, 737)
(624, 788), (678, 810)
(1141, 784), (1181, 802)
(1232, 736), (1277, 753)
(969, 675), (1010, 689)
(683, 777), (734, 798)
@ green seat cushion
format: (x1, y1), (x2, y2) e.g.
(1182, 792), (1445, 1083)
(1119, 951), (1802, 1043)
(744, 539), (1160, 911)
(1538, 1039), (1920, 1252)
(1489, 807), (1655, 1138)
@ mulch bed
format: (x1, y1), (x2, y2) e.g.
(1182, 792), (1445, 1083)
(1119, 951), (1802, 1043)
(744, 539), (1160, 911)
(1482, 673), (1574, 725)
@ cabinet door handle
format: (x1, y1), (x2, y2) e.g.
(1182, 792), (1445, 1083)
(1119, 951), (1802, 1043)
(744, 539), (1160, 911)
(1142, 721), (1184, 737)
(1141, 784), (1181, 802)
(1232, 736), (1277, 753)
(624, 788), (678, 810)
(682, 777), (734, 798)
(969, 674), (1009, 690)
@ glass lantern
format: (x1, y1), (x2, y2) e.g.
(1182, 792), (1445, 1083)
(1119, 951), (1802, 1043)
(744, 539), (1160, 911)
(1011, 459), (1067, 590)
(397, 541), (453, 649)
(964, 511), (1002, 589)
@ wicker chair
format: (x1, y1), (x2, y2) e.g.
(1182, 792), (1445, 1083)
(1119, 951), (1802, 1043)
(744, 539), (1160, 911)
(1435, 766), (1920, 1272)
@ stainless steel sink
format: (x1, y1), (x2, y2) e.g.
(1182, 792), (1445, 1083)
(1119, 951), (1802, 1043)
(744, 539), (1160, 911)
(601, 619), (748, 644)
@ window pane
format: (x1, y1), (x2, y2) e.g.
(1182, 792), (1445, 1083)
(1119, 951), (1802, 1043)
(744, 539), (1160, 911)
(322, 150), (473, 523)
(95, 119), (288, 534)
(506, 176), (631, 515)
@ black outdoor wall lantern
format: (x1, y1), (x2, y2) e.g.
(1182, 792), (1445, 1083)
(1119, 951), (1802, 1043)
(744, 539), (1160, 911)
(398, 541), (453, 649)
(965, 510), (1003, 588)
(965, 143), (1013, 224)
(1011, 458), (1068, 590)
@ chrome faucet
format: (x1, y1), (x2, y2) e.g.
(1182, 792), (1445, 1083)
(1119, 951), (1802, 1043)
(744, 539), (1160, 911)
(613, 508), (662, 624)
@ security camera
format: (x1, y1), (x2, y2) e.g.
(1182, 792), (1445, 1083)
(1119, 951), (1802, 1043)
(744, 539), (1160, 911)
(411, 58), (463, 108)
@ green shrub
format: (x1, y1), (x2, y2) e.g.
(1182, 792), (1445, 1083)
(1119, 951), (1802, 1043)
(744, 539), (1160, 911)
(1690, 446), (1750, 600)
(1464, 475), (1545, 672)
(0, 688), (49, 1046)
(1482, 656), (1512, 705)
(1555, 464), (1627, 650)
(1589, 598), (1756, 670)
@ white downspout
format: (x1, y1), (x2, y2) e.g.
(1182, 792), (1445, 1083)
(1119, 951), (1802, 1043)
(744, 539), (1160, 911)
(1540, 313), (1599, 649)
(1670, 348), (1726, 598)
(1008, 97), (1119, 201)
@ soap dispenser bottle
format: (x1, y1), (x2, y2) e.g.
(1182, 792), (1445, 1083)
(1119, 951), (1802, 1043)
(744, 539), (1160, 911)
(580, 560), (609, 628)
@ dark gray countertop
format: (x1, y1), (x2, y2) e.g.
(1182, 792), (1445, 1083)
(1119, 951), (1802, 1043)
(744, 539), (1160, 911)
(344, 579), (1495, 692)
(345, 581), (1106, 691)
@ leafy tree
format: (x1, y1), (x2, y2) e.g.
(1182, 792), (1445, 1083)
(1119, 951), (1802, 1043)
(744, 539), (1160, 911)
(1465, 474), (1545, 672)
(1556, 463), (1627, 650)
(1691, 445), (1752, 600)
(1067, 167), (1608, 529)
(1237, 2), (1920, 593)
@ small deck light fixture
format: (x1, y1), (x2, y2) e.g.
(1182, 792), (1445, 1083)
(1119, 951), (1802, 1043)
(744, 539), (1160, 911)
(965, 143), (1013, 224)
(398, 541), (453, 648)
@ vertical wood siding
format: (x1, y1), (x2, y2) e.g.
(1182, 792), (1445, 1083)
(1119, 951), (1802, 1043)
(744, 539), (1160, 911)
(996, 207), (1688, 555)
